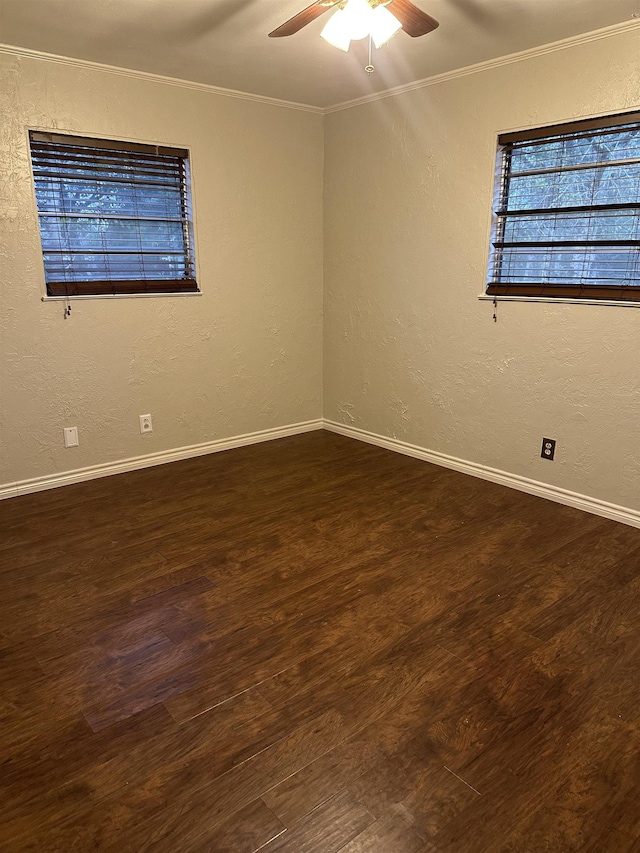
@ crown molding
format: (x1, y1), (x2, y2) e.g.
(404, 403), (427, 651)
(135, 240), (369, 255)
(0, 43), (324, 114)
(324, 19), (640, 113)
(1, 18), (638, 116)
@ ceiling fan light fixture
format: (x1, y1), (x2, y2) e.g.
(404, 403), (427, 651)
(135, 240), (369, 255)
(320, 9), (352, 51)
(320, 0), (403, 54)
(341, 0), (375, 40)
(369, 4), (402, 47)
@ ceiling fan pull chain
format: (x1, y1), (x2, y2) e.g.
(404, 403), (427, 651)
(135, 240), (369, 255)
(365, 34), (375, 74)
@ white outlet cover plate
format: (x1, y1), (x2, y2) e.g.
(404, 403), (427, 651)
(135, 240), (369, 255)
(140, 414), (153, 433)
(64, 426), (79, 447)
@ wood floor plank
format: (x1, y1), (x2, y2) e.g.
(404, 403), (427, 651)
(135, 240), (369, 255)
(180, 798), (286, 853)
(432, 709), (627, 851)
(0, 705), (176, 850)
(347, 731), (479, 838)
(24, 572), (216, 655)
(59, 688), (275, 805)
(0, 431), (638, 852)
(255, 610), (411, 709)
(334, 810), (434, 852)
(104, 708), (349, 852)
(256, 790), (374, 853)
(483, 717), (640, 852)
(261, 650), (471, 827)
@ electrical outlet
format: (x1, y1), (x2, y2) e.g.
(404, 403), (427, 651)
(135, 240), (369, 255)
(139, 414), (153, 434)
(541, 437), (556, 461)
(64, 426), (79, 448)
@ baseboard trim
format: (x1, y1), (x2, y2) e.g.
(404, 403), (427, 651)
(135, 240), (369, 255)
(5, 418), (638, 529)
(324, 420), (640, 530)
(0, 419), (323, 500)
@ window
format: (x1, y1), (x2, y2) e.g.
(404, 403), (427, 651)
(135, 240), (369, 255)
(487, 111), (640, 302)
(29, 132), (198, 297)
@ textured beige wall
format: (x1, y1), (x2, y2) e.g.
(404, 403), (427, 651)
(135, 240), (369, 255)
(1, 54), (323, 486)
(3, 31), (640, 511)
(324, 29), (640, 511)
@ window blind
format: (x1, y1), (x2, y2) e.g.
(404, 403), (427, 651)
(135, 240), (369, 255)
(29, 132), (198, 296)
(487, 111), (640, 302)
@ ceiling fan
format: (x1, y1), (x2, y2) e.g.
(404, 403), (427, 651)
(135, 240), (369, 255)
(269, 0), (439, 59)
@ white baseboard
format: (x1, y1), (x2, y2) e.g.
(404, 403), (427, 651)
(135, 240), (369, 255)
(0, 419), (323, 500)
(4, 417), (638, 530)
(324, 420), (640, 530)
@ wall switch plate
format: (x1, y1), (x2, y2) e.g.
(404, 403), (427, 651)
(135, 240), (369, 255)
(140, 414), (153, 434)
(541, 437), (556, 460)
(64, 426), (79, 448)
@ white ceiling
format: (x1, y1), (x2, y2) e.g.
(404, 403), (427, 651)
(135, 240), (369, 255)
(0, 0), (638, 108)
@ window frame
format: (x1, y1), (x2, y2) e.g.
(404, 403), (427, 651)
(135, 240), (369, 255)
(485, 110), (640, 305)
(28, 130), (200, 299)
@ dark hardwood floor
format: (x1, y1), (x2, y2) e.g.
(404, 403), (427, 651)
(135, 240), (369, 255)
(1, 430), (639, 852)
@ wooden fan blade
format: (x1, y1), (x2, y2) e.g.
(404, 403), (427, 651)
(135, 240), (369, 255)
(386, 0), (439, 36)
(269, 1), (341, 37)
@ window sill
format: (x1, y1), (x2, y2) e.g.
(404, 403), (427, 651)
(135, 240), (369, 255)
(478, 294), (640, 308)
(42, 291), (202, 302)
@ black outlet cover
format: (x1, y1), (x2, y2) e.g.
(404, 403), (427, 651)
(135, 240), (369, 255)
(541, 437), (556, 461)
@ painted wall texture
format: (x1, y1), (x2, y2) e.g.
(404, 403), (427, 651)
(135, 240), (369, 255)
(2, 29), (639, 515)
(324, 28), (640, 512)
(1, 54), (323, 486)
